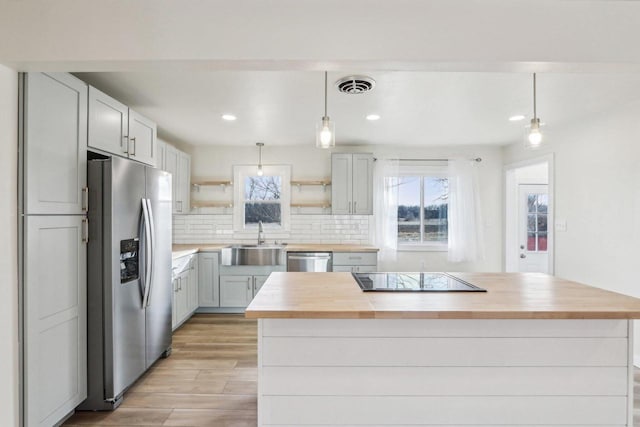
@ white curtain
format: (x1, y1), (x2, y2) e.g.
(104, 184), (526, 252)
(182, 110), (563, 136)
(447, 158), (484, 263)
(373, 159), (400, 261)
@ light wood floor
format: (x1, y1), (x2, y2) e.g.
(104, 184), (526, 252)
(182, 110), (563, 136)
(63, 314), (257, 427)
(64, 314), (640, 426)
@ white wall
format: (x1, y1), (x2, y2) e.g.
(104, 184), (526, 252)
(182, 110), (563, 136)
(182, 143), (503, 272)
(503, 100), (640, 362)
(0, 64), (19, 427)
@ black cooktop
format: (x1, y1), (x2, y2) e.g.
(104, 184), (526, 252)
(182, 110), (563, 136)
(352, 272), (486, 292)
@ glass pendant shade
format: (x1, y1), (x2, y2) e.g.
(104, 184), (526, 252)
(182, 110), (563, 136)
(525, 118), (543, 149)
(316, 116), (335, 149)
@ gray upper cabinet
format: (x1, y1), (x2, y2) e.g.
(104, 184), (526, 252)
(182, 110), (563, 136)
(127, 109), (157, 166)
(88, 86), (156, 166)
(164, 144), (191, 214)
(331, 153), (373, 215)
(88, 86), (128, 157)
(23, 72), (88, 215)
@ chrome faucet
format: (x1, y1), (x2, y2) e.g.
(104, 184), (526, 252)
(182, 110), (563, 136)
(257, 221), (266, 245)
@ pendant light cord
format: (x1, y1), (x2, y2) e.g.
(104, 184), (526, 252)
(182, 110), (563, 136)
(324, 71), (328, 118)
(533, 72), (537, 120)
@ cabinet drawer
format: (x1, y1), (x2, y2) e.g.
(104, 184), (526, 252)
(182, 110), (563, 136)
(333, 252), (377, 266)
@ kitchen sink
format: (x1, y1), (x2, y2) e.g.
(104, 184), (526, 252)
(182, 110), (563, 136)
(221, 244), (287, 266)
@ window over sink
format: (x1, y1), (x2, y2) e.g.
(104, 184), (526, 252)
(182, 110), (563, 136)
(233, 165), (291, 234)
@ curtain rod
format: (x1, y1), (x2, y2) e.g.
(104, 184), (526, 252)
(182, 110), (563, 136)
(373, 157), (482, 162)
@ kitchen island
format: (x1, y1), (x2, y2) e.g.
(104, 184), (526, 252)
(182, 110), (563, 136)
(245, 272), (640, 426)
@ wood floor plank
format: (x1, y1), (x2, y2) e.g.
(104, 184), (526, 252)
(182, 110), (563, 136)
(163, 409), (257, 427)
(64, 408), (172, 425)
(120, 392), (257, 410)
(223, 380), (258, 395)
(152, 358), (237, 370)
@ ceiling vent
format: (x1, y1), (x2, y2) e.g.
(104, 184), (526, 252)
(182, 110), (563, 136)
(335, 75), (376, 94)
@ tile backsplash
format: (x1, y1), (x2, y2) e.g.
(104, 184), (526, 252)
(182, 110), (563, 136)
(173, 214), (372, 245)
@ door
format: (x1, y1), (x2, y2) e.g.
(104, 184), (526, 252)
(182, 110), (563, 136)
(352, 153), (373, 214)
(253, 275), (269, 297)
(24, 216), (87, 427)
(144, 167), (173, 367)
(88, 86), (129, 157)
(198, 252), (220, 307)
(103, 157), (147, 398)
(164, 146), (180, 213)
(23, 72), (88, 215)
(177, 152), (191, 213)
(331, 153), (352, 214)
(518, 184), (550, 273)
(128, 109), (157, 166)
(220, 275), (253, 308)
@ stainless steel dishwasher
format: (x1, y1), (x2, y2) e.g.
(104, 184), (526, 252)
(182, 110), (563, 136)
(287, 252), (333, 272)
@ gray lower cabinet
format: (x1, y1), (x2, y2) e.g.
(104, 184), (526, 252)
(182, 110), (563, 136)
(198, 252), (220, 307)
(220, 275), (253, 308)
(24, 216), (87, 427)
(332, 252), (378, 273)
(172, 255), (198, 330)
(219, 274), (272, 308)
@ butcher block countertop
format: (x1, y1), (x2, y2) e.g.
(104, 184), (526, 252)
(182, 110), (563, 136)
(244, 272), (640, 319)
(172, 243), (379, 260)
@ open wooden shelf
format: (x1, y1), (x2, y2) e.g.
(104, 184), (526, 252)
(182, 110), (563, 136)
(192, 201), (233, 208)
(192, 180), (233, 191)
(291, 180), (331, 191)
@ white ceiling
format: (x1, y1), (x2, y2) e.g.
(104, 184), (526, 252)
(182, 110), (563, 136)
(74, 71), (640, 147)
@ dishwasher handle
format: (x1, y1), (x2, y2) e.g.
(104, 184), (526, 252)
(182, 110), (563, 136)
(288, 254), (332, 260)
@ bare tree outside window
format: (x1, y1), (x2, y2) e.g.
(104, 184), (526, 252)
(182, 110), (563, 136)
(396, 176), (448, 244)
(244, 176), (282, 225)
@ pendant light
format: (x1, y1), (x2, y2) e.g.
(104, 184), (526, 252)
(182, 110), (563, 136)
(526, 73), (543, 149)
(256, 142), (264, 176)
(316, 71), (335, 148)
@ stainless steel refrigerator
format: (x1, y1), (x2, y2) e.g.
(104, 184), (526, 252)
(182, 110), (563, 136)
(80, 156), (172, 410)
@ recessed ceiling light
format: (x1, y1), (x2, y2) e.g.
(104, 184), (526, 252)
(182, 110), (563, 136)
(221, 114), (237, 121)
(509, 115), (525, 122)
(366, 114), (381, 121)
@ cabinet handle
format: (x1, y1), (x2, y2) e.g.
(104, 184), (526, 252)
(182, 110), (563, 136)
(354, 201), (357, 213)
(130, 137), (136, 156)
(81, 218), (89, 243)
(349, 256), (362, 260)
(123, 135), (129, 154)
(177, 200), (182, 212)
(247, 277), (251, 291)
(81, 187), (89, 212)
(179, 278), (182, 291)
(349, 201), (352, 214)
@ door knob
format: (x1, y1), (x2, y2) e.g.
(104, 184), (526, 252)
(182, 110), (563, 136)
(520, 245), (525, 250)
(520, 254), (526, 259)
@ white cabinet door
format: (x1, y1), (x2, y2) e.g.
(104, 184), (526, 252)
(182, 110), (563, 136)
(187, 256), (199, 313)
(127, 109), (157, 166)
(331, 153), (352, 215)
(177, 151), (191, 213)
(164, 145), (179, 213)
(88, 86), (128, 157)
(352, 153), (374, 215)
(156, 140), (167, 170)
(171, 277), (179, 329)
(220, 275), (253, 308)
(253, 275), (269, 297)
(23, 72), (88, 215)
(176, 271), (190, 326)
(24, 216), (87, 427)
(198, 252), (220, 307)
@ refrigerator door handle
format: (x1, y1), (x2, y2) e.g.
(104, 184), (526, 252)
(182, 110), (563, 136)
(141, 198), (153, 309)
(144, 198), (156, 307)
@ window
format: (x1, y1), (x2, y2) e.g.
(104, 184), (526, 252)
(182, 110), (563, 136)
(397, 175), (448, 247)
(233, 165), (291, 233)
(526, 193), (548, 252)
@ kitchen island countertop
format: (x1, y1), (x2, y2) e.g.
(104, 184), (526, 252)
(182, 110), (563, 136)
(245, 271), (640, 319)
